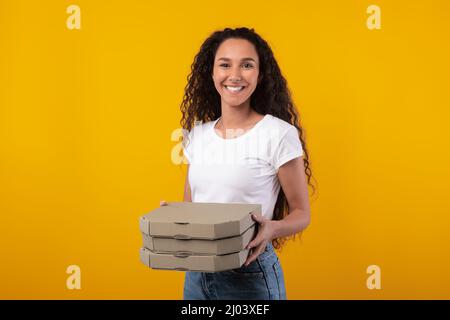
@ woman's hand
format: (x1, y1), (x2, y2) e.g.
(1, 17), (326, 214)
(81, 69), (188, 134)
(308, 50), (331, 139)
(160, 200), (168, 206)
(243, 213), (276, 267)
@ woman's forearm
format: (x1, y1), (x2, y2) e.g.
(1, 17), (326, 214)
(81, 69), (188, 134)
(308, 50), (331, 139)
(270, 209), (310, 239)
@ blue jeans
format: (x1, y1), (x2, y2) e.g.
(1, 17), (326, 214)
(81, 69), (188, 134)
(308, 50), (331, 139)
(183, 243), (287, 300)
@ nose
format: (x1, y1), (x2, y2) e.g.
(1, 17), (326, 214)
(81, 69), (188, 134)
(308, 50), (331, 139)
(229, 66), (243, 82)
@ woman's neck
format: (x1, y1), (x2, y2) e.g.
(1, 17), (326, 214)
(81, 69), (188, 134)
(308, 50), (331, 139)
(218, 103), (260, 129)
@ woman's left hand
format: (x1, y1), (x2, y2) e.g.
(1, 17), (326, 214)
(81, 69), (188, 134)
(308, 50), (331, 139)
(244, 213), (276, 267)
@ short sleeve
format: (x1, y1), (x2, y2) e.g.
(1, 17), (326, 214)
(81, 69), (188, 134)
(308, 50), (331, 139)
(272, 126), (303, 170)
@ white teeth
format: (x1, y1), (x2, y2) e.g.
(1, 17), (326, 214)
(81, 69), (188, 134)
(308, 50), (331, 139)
(225, 86), (244, 92)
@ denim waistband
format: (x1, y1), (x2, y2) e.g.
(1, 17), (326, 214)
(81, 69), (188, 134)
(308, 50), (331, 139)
(264, 242), (274, 252)
(257, 242), (275, 262)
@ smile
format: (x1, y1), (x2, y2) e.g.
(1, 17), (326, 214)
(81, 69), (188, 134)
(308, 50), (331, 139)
(224, 85), (246, 93)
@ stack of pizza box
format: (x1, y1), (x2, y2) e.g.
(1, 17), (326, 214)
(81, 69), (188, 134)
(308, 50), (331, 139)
(139, 202), (259, 272)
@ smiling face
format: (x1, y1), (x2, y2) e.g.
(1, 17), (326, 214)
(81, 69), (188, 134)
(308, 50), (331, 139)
(212, 38), (260, 109)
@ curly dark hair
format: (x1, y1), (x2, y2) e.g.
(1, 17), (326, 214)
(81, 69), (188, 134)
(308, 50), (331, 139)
(179, 27), (317, 250)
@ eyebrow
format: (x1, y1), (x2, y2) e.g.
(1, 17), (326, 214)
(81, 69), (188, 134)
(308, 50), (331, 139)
(217, 57), (257, 63)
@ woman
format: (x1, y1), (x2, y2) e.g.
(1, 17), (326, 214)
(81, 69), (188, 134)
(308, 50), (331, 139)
(162, 27), (315, 300)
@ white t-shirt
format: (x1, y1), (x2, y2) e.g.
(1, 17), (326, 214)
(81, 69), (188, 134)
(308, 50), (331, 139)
(183, 114), (303, 220)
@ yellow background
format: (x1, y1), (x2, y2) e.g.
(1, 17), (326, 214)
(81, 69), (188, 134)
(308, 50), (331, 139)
(1, 0), (449, 299)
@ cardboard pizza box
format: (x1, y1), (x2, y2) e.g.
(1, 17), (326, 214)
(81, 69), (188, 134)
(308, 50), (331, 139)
(139, 202), (260, 240)
(139, 247), (250, 272)
(142, 224), (256, 255)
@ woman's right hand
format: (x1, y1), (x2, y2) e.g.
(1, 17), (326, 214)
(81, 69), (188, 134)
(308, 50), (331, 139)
(160, 200), (168, 207)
